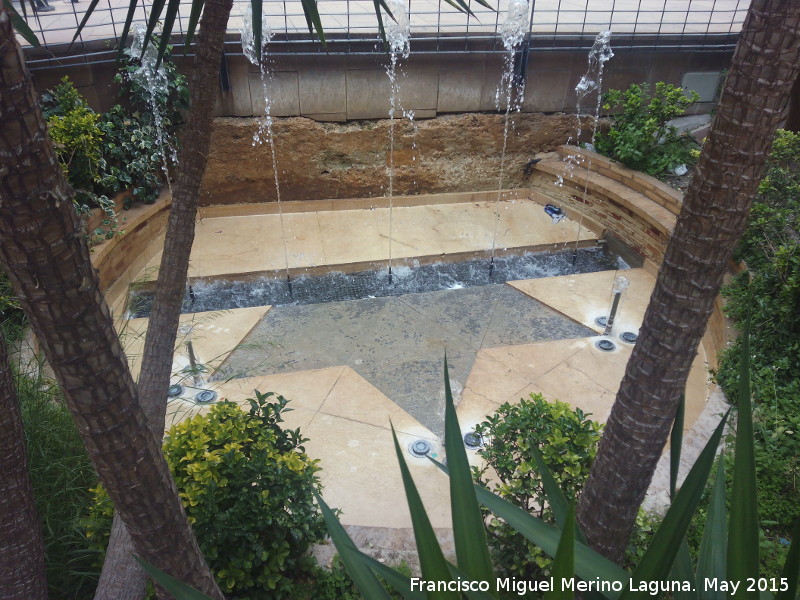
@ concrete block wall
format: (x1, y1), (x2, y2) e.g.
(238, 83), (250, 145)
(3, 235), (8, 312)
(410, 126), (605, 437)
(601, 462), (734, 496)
(29, 45), (732, 119)
(213, 48), (732, 120)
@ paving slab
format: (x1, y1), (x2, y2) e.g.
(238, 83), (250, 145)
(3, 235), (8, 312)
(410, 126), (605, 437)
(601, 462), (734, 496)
(219, 283), (595, 434)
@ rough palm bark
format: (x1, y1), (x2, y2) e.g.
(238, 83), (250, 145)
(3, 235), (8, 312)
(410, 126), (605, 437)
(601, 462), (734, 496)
(94, 0), (234, 597)
(576, 0), (800, 563)
(0, 8), (224, 600)
(0, 331), (48, 600)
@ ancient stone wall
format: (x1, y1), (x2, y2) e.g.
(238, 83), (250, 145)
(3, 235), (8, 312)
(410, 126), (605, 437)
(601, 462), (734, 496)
(198, 113), (589, 206)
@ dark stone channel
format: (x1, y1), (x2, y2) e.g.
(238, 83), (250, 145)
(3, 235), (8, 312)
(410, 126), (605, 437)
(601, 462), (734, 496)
(128, 246), (627, 318)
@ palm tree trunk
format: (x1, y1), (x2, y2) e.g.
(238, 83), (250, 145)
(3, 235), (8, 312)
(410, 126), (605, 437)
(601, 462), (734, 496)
(576, 0), (800, 563)
(0, 331), (48, 600)
(94, 0), (234, 596)
(0, 9), (224, 600)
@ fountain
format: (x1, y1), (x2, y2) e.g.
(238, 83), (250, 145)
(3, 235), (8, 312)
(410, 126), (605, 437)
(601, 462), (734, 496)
(384, 0), (411, 284)
(489, 0), (530, 275)
(129, 247), (625, 318)
(556, 31), (614, 264)
(595, 274), (629, 336)
(129, 25), (178, 195)
(168, 323), (218, 405)
(241, 8), (293, 295)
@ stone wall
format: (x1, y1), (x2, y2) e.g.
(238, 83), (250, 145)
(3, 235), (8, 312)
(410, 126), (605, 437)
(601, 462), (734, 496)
(198, 113), (587, 205)
(528, 146), (681, 266)
(527, 145), (730, 367)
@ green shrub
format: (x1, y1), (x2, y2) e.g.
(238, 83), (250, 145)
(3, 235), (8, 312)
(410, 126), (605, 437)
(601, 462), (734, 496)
(471, 393), (602, 585)
(17, 357), (101, 599)
(41, 77), (106, 199)
(595, 82), (700, 175)
(715, 129), (800, 561)
(40, 43), (186, 225)
(96, 106), (165, 206)
(0, 272), (25, 341)
(103, 39), (188, 206)
(88, 392), (327, 599)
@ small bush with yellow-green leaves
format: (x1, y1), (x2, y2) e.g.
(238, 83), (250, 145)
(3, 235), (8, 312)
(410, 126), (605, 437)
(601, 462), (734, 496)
(87, 391), (326, 599)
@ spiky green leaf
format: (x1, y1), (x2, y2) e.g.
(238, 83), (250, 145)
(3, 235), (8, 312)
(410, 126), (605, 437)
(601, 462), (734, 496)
(776, 518), (800, 600)
(314, 491), (393, 600)
(133, 557), (214, 600)
(183, 0), (206, 50)
(4, 0), (40, 47)
(623, 410), (730, 600)
(251, 0), (263, 63)
(442, 357), (496, 591)
(670, 393), (685, 500)
(727, 306), (759, 600)
(391, 423), (457, 599)
(544, 501), (576, 600)
(115, 0), (141, 61)
(696, 454), (727, 600)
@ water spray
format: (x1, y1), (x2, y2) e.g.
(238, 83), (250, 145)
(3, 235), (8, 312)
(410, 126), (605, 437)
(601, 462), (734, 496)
(384, 0), (410, 288)
(241, 8), (292, 297)
(489, 0), (530, 275)
(571, 31), (614, 266)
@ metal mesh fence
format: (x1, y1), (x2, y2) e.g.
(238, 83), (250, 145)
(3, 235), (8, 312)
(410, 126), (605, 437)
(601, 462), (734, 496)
(18, 0), (747, 60)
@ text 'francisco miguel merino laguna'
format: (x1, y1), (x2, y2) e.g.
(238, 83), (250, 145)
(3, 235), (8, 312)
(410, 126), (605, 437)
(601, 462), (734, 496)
(408, 577), (780, 596)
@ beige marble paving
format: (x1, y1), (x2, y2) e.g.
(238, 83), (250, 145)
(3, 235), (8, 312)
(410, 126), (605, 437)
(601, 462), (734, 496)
(456, 334), (711, 436)
(509, 268), (656, 335)
(118, 203), (717, 534)
(118, 306), (268, 381)
(173, 366), (450, 528)
(137, 198), (600, 281)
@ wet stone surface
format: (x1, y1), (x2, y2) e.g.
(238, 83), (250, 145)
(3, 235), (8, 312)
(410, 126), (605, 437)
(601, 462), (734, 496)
(129, 246), (623, 318)
(214, 284), (596, 436)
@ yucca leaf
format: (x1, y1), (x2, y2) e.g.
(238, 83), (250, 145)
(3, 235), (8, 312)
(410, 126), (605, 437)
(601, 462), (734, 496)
(133, 557), (214, 600)
(373, 0), (389, 52)
(155, 0), (181, 68)
(142, 0), (167, 58)
(670, 539), (699, 600)
(429, 456), (627, 596)
(442, 0), (468, 15)
(622, 410), (730, 600)
(445, 562), (497, 600)
(667, 395), (693, 600)
(696, 454), (727, 600)
(69, 0), (102, 47)
(776, 517), (800, 600)
(670, 393), (686, 500)
(355, 550), (425, 600)
(299, 0), (326, 48)
(727, 306), (759, 600)
(470, 0), (495, 11)
(528, 445), (590, 546)
(391, 423), (458, 599)
(183, 0), (206, 50)
(544, 501), (576, 600)
(116, 0), (141, 61)
(442, 357), (496, 592)
(450, 0), (477, 18)
(377, 0), (394, 21)
(314, 491), (394, 600)
(473, 483), (628, 597)
(251, 0), (263, 63)
(3, 0), (40, 47)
